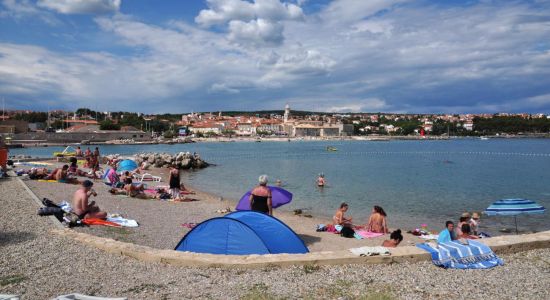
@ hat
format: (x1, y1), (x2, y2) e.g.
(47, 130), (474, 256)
(472, 212), (480, 219)
(82, 180), (94, 188)
(461, 212), (471, 218)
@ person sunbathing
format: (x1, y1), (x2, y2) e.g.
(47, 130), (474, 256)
(68, 157), (89, 177)
(123, 178), (152, 199)
(28, 167), (49, 179)
(52, 165), (80, 184)
(382, 229), (403, 248)
(366, 205), (389, 234)
(457, 224), (479, 240)
(333, 202), (353, 227)
(72, 180), (106, 219)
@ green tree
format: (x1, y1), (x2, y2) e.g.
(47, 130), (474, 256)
(100, 120), (121, 130)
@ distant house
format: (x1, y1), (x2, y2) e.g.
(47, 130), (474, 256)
(191, 123), (222, 134)
(463, 120), (474, 131)
(236, 123), (255, 136)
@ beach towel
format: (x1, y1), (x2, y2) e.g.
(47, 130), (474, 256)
(355, 230), (384, 239)
(106, 216), (139, 227)
(416, 240), (504, 269)
(81, 218), (121, 228)
(38, 179), (58, 183)
(420, 234), (439, 240)
(349, 246), (390, 257)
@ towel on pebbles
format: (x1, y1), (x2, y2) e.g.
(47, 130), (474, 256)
(349, 246), (391, 257)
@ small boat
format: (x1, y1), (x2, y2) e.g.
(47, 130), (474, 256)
(480, 137), (489, 140)
(53, 145), (77, 157)
(326, 146), (338, 152)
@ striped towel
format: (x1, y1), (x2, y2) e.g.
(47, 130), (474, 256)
(417, 240), (504, 269)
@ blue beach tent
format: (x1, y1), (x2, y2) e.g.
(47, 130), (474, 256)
(174, 211), (309, 255)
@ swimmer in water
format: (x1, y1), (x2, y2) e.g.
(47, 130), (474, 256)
(317, 173), (325, 187)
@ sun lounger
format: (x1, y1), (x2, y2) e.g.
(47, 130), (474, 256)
(133, 173), (161, 182)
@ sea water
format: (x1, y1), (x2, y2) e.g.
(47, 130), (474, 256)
(11, 138), (550, 235)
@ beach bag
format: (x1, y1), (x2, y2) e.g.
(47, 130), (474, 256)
(341, 226), (355, 238)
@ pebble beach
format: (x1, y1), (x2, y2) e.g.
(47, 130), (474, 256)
(1, 165), (549, 299)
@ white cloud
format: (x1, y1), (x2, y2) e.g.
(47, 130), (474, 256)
(37, 0), (121, 14)
(196, 0), (303, 46)
(327, 98), (388, 113)
(1, 1), (550, 113)
(0, 0), (59, 24)
(196, 0), (303, 26)
(228, 18), (284, 46)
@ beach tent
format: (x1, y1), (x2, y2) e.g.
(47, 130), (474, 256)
(117, 159), (138, 172)
(174, 211), (308, 255)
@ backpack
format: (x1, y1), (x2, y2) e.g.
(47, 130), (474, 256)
(340, 226), (355, 238)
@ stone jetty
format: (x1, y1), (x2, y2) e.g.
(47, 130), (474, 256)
(106, 152), (209, 169)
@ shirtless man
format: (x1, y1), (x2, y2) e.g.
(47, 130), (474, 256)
(54, 165), (80, 184)
(72, 180), (106, 219)
(75, 146), (83, 157)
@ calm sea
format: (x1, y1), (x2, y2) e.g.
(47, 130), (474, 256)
(11, 138), (550, 235)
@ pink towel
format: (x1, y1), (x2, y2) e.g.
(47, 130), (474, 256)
(355, 230), (384, 239)
(144, 189), (157, 195)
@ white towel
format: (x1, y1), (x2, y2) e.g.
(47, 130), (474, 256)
(106, 216), (139, 227)
(349, 246), (391, 257)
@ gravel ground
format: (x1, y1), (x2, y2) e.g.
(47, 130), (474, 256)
(20, 162), (423, 252)
(1, 177), (550, 299)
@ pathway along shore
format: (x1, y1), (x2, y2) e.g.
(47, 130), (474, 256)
(1, 178), (550, 299)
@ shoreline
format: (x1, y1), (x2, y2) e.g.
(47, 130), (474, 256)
(8, 133), (550, 148)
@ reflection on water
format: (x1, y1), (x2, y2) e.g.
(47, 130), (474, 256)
(11, 139), (550, 235)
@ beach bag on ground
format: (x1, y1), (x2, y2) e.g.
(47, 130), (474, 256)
(341, 226), (355, 238)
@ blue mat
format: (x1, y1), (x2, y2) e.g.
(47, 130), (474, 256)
(417, 240), (504, 269)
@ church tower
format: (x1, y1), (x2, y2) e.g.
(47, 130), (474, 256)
(284, 103), (290, 123)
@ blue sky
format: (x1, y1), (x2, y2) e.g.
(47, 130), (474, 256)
(1, 0), (550, 114)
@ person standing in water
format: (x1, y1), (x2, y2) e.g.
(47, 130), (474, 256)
(317, 173), (325, 187)
(249, 175), (272, 215)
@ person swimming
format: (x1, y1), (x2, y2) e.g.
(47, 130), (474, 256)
(317, 173), (325, 187)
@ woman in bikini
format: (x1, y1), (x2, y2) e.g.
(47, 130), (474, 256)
(367, 205), (389, 234)
(333, 202), (353, 227)
(249, 175), (272, 215)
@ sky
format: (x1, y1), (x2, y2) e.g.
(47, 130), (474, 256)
(0, 0), (550, 114)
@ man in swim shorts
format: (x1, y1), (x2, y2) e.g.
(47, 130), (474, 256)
(72, 180), (106, 219)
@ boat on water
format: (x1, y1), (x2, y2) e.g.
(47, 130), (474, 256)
(53, 145), (77, 157)
(326, 146), (338, 152)
(480, 137), (490, 140)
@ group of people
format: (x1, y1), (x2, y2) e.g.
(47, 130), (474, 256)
(333, 203), (390, 233)
(332, 202), (403, 247)
(437, 212), (482, 243)
(75, 146), (100, 178)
